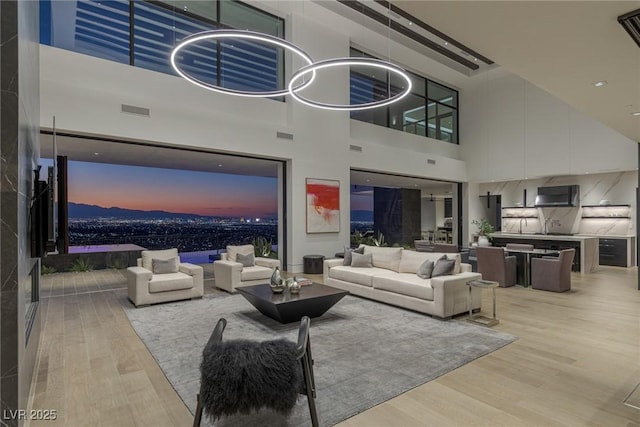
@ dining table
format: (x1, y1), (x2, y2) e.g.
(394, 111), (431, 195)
(503, 247), (560, 287)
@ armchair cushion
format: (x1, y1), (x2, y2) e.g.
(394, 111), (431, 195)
(226, 245), (254, 262)
(141, 248), (179, 270)
(236, 252), (255, 267)
(152, 257), (179, 274)
(240, 265), (274, 282)
(148, 272), (194, 293)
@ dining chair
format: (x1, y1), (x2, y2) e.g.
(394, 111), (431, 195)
(531, 249), (575, 292)
(476, 246), (517, 287)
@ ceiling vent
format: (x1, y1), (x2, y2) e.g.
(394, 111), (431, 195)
(276, 131), (294, 140)
(618, 8), (640, 48)
(349, 144), (363, 152)
(427, 159), (436, 165)
(121, 104), (150, 117)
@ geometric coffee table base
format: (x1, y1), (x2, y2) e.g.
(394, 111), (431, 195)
(236, 283), (348, 324)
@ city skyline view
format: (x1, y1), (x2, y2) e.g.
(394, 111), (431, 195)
(46, 159), (279, 218)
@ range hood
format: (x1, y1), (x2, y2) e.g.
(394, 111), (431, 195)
(534, 185), (579, 207)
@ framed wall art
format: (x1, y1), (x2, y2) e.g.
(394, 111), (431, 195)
(306, 178), (340, 233)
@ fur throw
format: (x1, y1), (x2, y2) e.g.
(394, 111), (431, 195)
(200, 338), (302, 419)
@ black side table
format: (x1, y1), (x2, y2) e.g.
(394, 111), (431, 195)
(303, 255), (325, 274)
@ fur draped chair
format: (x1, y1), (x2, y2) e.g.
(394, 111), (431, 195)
(193, 317), (318, 427)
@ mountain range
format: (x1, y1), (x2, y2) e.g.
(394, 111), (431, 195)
(68, 202), (371, 221)
(69, 202), (217, 220)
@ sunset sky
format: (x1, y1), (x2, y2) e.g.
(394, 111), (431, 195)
(38, 160), (376, 219)
(54, 161), (278, 218)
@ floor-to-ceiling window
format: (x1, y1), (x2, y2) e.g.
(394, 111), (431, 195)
(350, 48), (459, 144)
(40, 0), (285, 97)
(40, 138), (282, 266)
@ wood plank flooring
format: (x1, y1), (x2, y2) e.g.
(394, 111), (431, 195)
(30, 267), (640, 426)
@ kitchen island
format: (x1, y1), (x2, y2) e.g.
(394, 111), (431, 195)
(490, 233), (599, 274)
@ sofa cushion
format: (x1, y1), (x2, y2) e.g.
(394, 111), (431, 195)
(373, 274), (434, 301)
(149, 272), (193, 293)
(343, 246), (364, 266)
(152, 257), (179, 274)
(236, 252), (255, 267)
(142, 248), (179, 271)
(362, 245), (403, 272)
(226, 245), (254, 262)
(432, 258), (456, 277)
(329, 266), (392, 287)
(351, 252), (373, 268)
(241, 265), (273, 282)
(399, 250), (460, 274)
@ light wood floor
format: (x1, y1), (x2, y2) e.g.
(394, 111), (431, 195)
(30, 267), (640, 426)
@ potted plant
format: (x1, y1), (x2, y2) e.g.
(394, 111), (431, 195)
(472, 218), (495, 247)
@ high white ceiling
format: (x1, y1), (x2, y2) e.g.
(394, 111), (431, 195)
(396, 1), (640, 142)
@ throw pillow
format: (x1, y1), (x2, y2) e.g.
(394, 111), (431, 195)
(350, 252), (373, 268)
(236, 252), (255, 267)
(431, 258), (456, 277)
(343, 246), (364, 266)
(416, 259), (435, 279)
(152, 257), (179, 274)
(226, 244), (254, 262)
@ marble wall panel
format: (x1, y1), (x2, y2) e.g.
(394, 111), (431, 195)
(480, 171), (637, 236)
(1, 0), (41, 424)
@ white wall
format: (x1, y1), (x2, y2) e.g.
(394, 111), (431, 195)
(460, 69), (637, 182)
(39, 6), (470, 272)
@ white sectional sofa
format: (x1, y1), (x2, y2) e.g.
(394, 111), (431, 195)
(323, 245), (482, 320)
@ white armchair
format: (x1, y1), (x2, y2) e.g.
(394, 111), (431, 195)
(213, 244), (280, 293)
(127, 248), (204, 307)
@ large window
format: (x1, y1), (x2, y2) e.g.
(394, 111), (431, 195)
(350, 48), (459, 144)
(40, 0), (285, 97)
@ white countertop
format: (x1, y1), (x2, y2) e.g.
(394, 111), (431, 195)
(492, 233), (597, 241)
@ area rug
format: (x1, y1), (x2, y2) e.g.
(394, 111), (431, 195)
(122, 294), (516, 426)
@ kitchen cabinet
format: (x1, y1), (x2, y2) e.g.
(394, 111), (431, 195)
(599, 238), (627, 267)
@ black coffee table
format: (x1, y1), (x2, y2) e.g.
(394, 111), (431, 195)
(236, 283), (348, 324)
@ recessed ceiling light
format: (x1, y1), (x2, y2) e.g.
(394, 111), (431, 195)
(408, 21), (412, 26)
(593, 81), (607, 87)
(632, 112), (640, 116)
(217, 164), (223, 167)
(94, 152), (99, 156)
(366, 179), (370, 182)
(444, 42), (449, 46)
(473, 58), (478, 62)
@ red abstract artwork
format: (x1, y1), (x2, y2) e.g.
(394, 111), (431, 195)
(306, 178), (340, 233)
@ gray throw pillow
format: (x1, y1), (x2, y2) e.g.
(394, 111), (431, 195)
(236, 252), (255, 267)
(152, 257), (179, 274)
(350, 252), (373, 268)
(431, 258), (456, 277)
(343, 246), (364, 266)
(417, 259), (435, 279)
